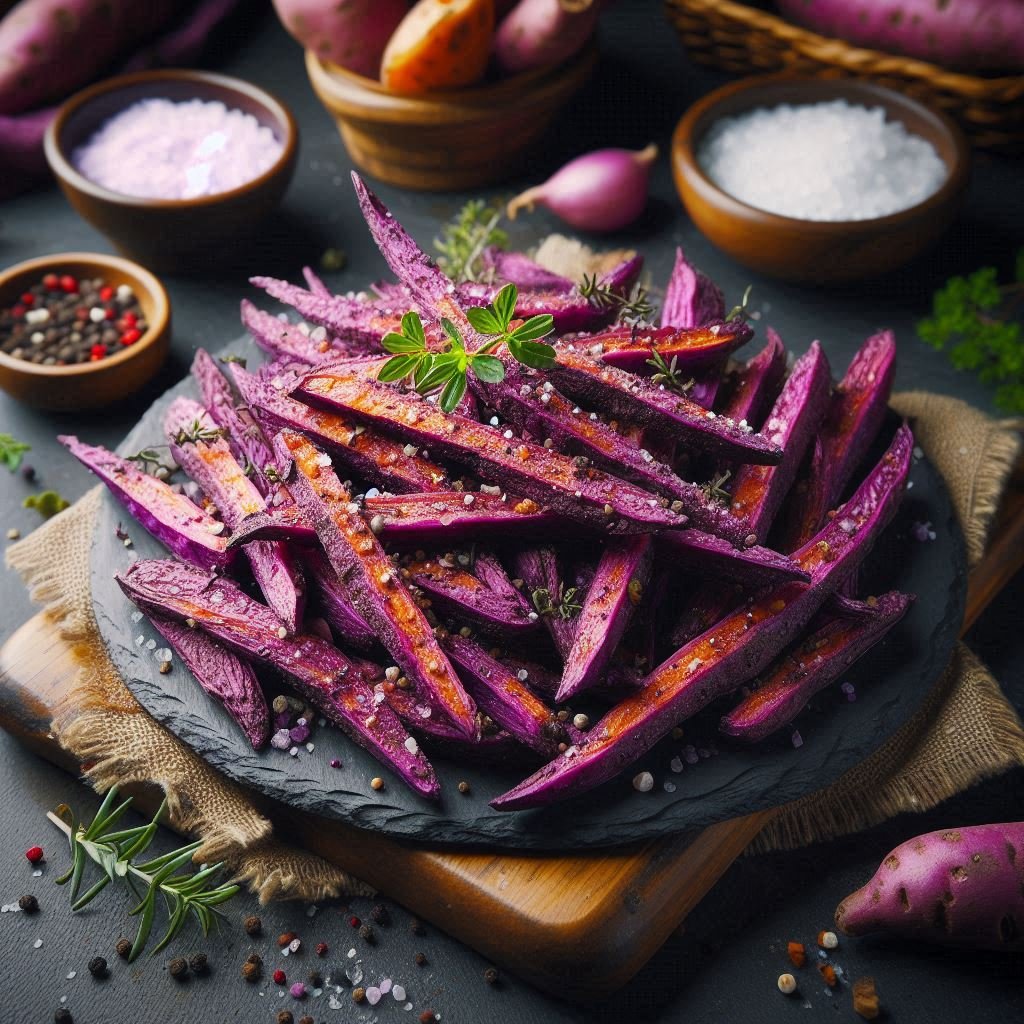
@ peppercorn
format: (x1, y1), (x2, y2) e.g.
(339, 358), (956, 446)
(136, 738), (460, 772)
(370, 776), (384, 791)
(277, 1012), (294, 1024)
(18, 894), (38, 914)
(246, 952), (262, 966)
(159, 660), (172, 675)
(852, 976), (881, 1020)
(409, 917), (425, 936)
(817, 929), (838, 950)
(115, 937), (132, 960)
(457, 780), (470, 795)
(307, 970), (323, 987)
(21, 464), (36, 482)
(352, 986), (366, 1003)
(273, 968), (287, 985)
(278, 931), (297, 947)
(420, 1012), (435, 1024)
(25, 845), (44, 864)
(299, 1017), (314, 1024)
(315, 941), (328, 957)
(242, 960), (261, 983)
(358, 924), (375, 944)
(54, 1010), (73, 1024)
(88, 956), (108, 978)
(188, 952), (208, 974)
(484, 966), (499, 985)
(414, 952), (427, 967)
(168, 956), (189, 980)
(244, 914), (262, 937)
(777, 973), (797, 995)
(370, 904), (389, 925)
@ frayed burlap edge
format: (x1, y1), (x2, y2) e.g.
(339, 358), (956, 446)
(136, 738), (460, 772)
(6, 486), (373, 901)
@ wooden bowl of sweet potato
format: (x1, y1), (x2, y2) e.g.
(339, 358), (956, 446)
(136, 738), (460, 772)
(305, 39), (599, 191)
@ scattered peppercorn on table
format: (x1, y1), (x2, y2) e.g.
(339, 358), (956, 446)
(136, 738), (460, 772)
(1, 5), (1023, 1024)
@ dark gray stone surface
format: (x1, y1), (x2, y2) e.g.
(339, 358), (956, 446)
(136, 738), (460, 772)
(92, 346), (967, 847)
(2, 2), (1022, 1021)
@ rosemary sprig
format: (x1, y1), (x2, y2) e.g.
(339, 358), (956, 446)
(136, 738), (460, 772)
(700, 469), (733, 504)
(173, 419), (224, 447)
(531, 584), (583, 620)
(579, 274), (655, 325)
(725, 285), (754, 323)
(49, 787), (238, 962)
(434, 199), (508, 282)
(645, 350), (694, 397)
(125, 446), (170, 475)
(378, 283), (555, 412)
(0, 432), (31, 472)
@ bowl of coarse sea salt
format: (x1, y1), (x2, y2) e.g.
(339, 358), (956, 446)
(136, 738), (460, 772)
(45, 70), (298, 273)
(672, 76), (970, 284)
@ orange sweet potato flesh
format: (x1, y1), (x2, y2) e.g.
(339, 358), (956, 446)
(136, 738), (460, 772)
(381, 0), (495, 94)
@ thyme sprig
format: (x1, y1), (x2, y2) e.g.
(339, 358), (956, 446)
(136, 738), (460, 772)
(531, 584), (583, 620)
(645, 350), (694, 396)
(0, 432), (31, 472)
(579, 274), (655, 325)
(378, 283), (555, 412)
(701, 469), (732, 504)
(49, 787), (238, 963)
(434, 199), (508, 282)
(125, 446), (171, 475)
(173, 419), (224, 447)
(725, 285), (754, 323)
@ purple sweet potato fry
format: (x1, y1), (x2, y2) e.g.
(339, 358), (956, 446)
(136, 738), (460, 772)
(659, 529), (809, 586)
(241, 300), (343, 364)
(715, 329), (787, 430)
(557, 535), (653, 702)
(59, 435), (232, 571)
(303, 549), (378, 652)
(117, 559), (439, 798)
(148, 613), (270, 749)
(660, 247), (725, 329)
(479, 246), (575, 291)
(834, 822), (1024, 951)
(513, 546), (580, 661)
(720, 590), (913, 742)
(492, 424), (912, 809)
(275, 428), (478, 739)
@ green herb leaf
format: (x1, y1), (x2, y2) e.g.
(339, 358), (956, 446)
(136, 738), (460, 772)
(493, 283), (518, 331)
(433, 199), (508, 282)
(439, 373), (468, 413)
(440, 317), (465, 350)
(579, 274), (655, 324)
(382, 332), (425, 354)
(509, 314), (555, 343)
(378, 354), (423, 383)
(413, 353), (436, 388)
(416, 352), (463, 393)
(470, 354), (506, 383)
(465, 306), (504, 336)
(726, 284), (754, 323)
(507, 338), (557, 370)
(0, 433), (31, 472)
(402, 310), (426, 346)
(23, 490), (70, 519)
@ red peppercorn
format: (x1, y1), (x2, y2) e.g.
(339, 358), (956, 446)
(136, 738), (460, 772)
(90, 344), (107, 361)
(121, 311), (137, 327)
(76, 306), (89, 322)
(99, 285), (114, 302)
(120, 328), (142, 347)
(11, 304), (26, 318)
(348, 916), (360, 929)
(59, 274), (78, 294)
(20, 292), (34, 306)
(273, 968), (287, 985)
(43, 273), (59, 290)
(25, 846), (44, 864)
(314, 942), (328, 957)
(104, 307), (116, 320)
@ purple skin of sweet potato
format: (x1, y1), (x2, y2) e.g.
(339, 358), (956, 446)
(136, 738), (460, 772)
(241, 300), (345, 364)
(120, 0), (241, 70)
(513, 546), (580, 660)
(192, 349), (281, 499)
(402, 555), (537, 638)
(780, 330), (897, 552)
(557, 535), (653, 702)
(479, 247), (575, 292)
(492, 424), (912, 809)
(296, 366), (688, 535)
(720, 590), (913, 742)
(117, 559), (439, 798)
(148, 613), (270, 749)
(302, 265), (331, 297)
(660, 247), (725, 329)
(545, 347), (783, 464)
(231, 362), (450, 494)
(165, 397), (305, 633)
(472, 550), (532, 612)
(440, 633), (583, 756)
(275, 428), (478, 740)
(303, 549), (378, 652)
(58, 435), (233, 571)
(728, 341), (832, 546)
(659, 529), (809, 587)
(470, 359), (746, 541)
(715, 329), (787, 430)
(834, 822), (1024, 951)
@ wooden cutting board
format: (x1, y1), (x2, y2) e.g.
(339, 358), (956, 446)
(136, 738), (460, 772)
(2, 468), (1021, 1003)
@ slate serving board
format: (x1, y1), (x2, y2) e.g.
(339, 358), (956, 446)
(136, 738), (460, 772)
(92, 337), (966, 849)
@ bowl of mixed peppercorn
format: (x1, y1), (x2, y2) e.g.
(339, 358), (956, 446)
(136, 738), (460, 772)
(0, 252), (170, 410)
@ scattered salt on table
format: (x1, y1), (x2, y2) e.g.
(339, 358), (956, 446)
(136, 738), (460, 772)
(697, 100), (947, 221)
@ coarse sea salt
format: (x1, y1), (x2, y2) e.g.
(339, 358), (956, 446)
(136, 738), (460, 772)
(73, 98), (284, 200)
(697, 100), (947, 221)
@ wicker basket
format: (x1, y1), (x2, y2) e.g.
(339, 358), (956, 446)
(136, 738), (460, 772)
(664, 0), (1024, 150)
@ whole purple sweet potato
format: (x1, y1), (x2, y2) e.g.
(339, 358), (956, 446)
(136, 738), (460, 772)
(0, 0), (177, 115)
(835, 823), (1024, 950)
(494, 0), (603, 75)
(272, 0), (410, 77)
(776, 0), (1024, 73)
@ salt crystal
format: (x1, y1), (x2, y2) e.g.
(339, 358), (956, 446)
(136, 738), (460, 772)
(380, 978), (392, 994)
(698, 100), (946, 221)
(632, 771), (654, 793)
(663, 781), (676, 793)
(366, 986), (382, 1005)
(145, 639), (156, 650)
(306, 904), (318, 918)
(670, 756), (683, 773)
(791, 729), (804, 748)
(345, 964), (363, 985)
(66, 971), (76, 979)
(33, 938), (43, 948)
(393, 984), (406, 1001)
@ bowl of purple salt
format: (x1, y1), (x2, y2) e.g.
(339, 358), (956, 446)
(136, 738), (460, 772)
(45, 70), (298, 273)
(671, 75), (970, 284)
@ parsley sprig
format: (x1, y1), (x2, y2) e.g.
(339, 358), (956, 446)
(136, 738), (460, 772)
(918, 251), (1024, 414)
(378, 283), (556, 412)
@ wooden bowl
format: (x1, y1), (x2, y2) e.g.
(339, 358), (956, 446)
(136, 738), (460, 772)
(305, 42), (599, 191)
(44, 70), (298, 273)
(672, 76), (971, 284)
(0, 253), (170, 411)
